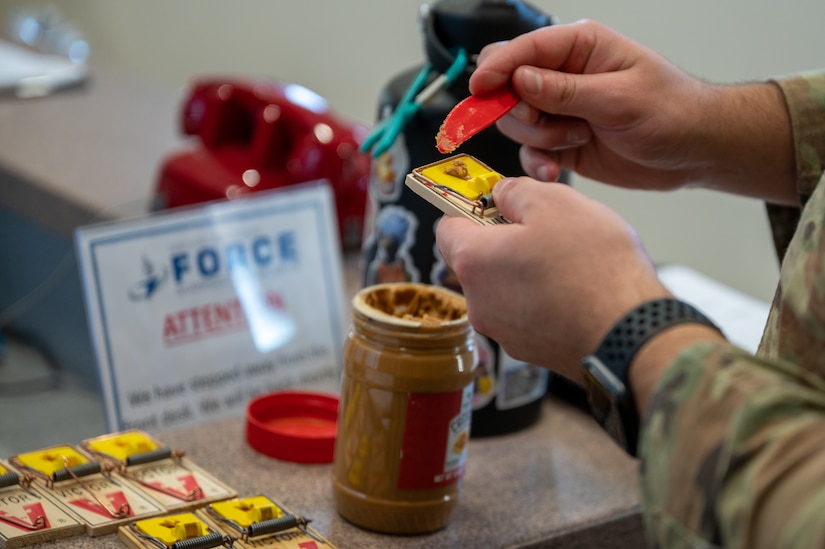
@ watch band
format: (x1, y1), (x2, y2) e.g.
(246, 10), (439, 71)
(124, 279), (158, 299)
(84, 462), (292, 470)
(587, 298), (723, 456)
(594, 298), (722, 379)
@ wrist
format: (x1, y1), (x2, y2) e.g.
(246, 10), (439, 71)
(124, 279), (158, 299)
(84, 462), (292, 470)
(629, 323), (728, 417)
(580, 298), (724, 457)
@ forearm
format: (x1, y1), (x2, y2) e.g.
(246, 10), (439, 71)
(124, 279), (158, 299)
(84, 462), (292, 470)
(688, 81), (797, 205)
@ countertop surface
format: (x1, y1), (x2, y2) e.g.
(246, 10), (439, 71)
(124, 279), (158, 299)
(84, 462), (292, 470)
(41, 398), (644, 549)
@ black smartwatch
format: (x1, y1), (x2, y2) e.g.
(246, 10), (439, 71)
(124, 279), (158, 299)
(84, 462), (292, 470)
(580, 298), (722, 457)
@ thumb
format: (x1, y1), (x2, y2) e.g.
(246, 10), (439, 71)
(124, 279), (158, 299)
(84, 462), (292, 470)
(492, 177), (544, 224)
(514, 65), (604, 120)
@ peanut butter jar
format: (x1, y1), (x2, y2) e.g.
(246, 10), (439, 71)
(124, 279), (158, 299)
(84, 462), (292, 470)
(332, 282), (477, 534)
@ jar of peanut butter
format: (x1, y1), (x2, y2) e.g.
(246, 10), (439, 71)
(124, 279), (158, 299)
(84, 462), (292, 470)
(332, 282), (477, 534)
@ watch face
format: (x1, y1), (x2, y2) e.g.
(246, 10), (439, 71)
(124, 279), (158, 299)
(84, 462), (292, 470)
(581, 357), (630, 450)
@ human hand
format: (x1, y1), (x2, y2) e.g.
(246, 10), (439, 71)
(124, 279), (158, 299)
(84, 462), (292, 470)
(470, 19), (796, 204)
(436, 176), (671, 383)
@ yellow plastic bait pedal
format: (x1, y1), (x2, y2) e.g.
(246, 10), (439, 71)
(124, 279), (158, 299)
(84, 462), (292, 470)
(136, 514), (208, 544)
(208, 496), (282, 529)
(10, 446), (90, 483)
(84, 431), (158, 463)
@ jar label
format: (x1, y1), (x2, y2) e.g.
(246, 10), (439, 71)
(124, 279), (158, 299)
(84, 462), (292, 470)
(397, 383), (473, 490)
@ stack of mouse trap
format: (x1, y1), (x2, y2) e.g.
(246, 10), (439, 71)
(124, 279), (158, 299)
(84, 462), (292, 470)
(2, 433), (334, 547)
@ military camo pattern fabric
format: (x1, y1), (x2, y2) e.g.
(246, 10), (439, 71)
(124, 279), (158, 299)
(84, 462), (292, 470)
(640, 71), (825, 549)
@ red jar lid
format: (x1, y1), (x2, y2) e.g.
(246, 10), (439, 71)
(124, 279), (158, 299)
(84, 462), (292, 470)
(245, 391), (339, 464)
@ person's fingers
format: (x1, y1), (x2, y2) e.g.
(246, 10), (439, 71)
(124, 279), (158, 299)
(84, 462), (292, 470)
(435, 216), (484, 269)
(475, 41), (508, 68)
(512, 66), (623, 123)
(506, 101), (543, 126)
(490, 177), (560, 224)
(518, 146), (562, 182)
(497, 108), (592, 152)
(470, 19), (620, 93)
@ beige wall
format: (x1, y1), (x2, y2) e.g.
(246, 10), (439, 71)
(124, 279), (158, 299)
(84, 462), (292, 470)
(4, 0), (824, 302)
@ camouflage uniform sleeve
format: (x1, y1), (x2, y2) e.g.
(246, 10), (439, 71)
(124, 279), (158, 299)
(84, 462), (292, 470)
(640, 342), (825, 548)
(640, 72), (825, 549)
(765, 72), (825, 260)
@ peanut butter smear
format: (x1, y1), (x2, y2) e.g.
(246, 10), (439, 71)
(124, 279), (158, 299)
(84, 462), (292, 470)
(444, 159), (470, 180)
(359, 284), (466, 325)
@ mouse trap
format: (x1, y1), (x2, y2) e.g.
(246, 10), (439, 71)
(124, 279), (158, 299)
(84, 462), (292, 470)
(405, 154), (511, 225)
(81, 430), (236, 513)
(0, 459), (84, 549)
(8, 445), (164, 536)
(203, 495), (334, 548)
(118, 511), (235, 549)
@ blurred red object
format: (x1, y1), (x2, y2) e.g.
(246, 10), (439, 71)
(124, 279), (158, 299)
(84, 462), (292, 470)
(155, 78), (371, 249)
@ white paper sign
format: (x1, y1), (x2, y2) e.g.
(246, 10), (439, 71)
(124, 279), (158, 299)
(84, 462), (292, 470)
(75, 183), (347, 432)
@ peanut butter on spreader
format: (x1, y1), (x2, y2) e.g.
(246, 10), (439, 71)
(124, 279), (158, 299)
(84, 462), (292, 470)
(332, 283), (477, 534)
(435, 87), (520, 153)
